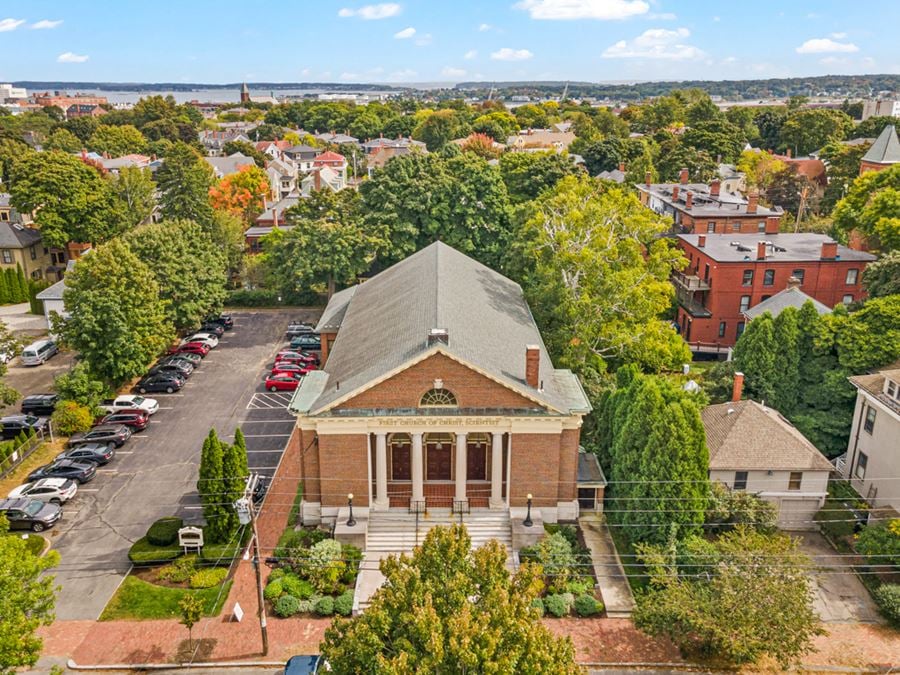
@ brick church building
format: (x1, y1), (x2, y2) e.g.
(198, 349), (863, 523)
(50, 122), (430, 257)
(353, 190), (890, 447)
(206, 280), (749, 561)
(288, 242), (594, 526)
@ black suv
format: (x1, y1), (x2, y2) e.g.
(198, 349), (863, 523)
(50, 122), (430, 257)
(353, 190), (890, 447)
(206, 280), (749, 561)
(206, 314), (233, 330)
(21, 394), (59, 416)
(68, 424), (132, 448)
(56, 443), (116, 465)
(148, 360), (193, 379)
(27, 459), (97, 484)
(0, 414), (49, 439)
(199, 323), (225, 337)
(0, 497), (61, 532)
(136, 373), (185, 394)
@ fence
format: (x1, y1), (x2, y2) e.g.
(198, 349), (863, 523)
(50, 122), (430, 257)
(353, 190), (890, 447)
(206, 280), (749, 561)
(0, 426), (50, 480)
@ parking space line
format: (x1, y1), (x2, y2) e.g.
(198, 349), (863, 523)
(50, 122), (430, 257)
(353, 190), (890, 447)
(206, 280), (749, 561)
(242, 433), (292, 438)
(157, 407), (175, 410)
(182, 505), (203, 510)
(149, 420), (163, 424)
(76, 489), (99, 493)
(132, 435), (149, 438)
(115, 451), (134, 455)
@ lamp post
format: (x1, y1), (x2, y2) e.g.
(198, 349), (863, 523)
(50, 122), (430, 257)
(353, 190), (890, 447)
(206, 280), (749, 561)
(524, 493), (533, 527)
(346, 492), (356, 527)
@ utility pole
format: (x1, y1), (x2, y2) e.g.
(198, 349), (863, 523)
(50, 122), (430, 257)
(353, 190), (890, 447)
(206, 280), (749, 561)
(236, 473), (268, 655)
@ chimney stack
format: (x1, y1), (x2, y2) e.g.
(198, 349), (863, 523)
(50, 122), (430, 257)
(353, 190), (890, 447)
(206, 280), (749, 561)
(618, 162), (625, 172)
(644, 170), (652, 186)
(427, 328), (449, 346)
(672, 185), (680, 201)
(525, 345), (540, 389)
(732, 372), (744, 402)
(747, 192), (759, 214)
(685, 191), (693, 210)
(679, 167), (689, 185)
(710, 179), (721, 197)
(821, 240), (838, 260)
(698, 234), (706, 248)
(757, 241), (767, 260)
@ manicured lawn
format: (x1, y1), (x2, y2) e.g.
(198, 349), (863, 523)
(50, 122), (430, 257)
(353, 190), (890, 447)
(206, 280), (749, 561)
(99, 575), (232, 621)
(0, 439), (63, 497)
(3, 532), (46, 556)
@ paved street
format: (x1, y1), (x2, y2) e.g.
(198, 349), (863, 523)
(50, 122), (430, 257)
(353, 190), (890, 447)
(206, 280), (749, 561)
(46, 310), (313, 620)
(0, 349), (75, 417)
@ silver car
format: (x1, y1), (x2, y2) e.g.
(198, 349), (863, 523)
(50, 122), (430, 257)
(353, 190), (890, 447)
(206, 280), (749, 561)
(8, 477), (78, 505)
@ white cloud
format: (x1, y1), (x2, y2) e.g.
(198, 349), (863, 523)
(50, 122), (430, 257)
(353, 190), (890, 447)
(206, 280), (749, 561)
(515, 0), (648, 20)
(464, 49), (478, 60)
(394, 26), (416, 38)
(31, 19), (62, 29)
(830, 31), (847, 39)
(338, 3), (401, 20)
(300, 68), (311, 76)
(602, 27), (704, 60)
(491, 47), (534, 61)
(386, 68), (417, 82)
(796, 37), (859, 54)
(57, 52), (89, 63)
(712, 15), (720, 22)
(647, 12), (676, 20)
(723, 56), (737, 63)
(478, 23), (491, 31)
(442, 66), (467, 77)
(339, 72), (359, 80)
(415, 33), (432, 46)
(819, 56), (847, 66)
(0, 18), (25, 32)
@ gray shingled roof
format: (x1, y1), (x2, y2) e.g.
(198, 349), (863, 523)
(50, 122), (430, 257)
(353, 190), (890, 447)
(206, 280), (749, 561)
(743, 286), (832, 320)
(0, 221), (41, 248)
(702, 400), (833, 472)
(578, 451), (607, 485)
(679, 233), (876, 263)
(315, 285), (357, 332)
(204, 153), (255, 177)
(861, 125), (900, 165)
(302, 241), (589, 415)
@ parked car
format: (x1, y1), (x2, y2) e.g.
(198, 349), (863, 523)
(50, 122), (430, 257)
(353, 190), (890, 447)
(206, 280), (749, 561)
(20, 339), (59, 366)
(169, 342), (210, 357)
(290, 334), (321, 351)
(271, 362), (316, 377)
(8, 477), (77, 505)
(265, 374), (303, 392)
(27, 459), (97, 484)
(68, 425), (132, 449)
(284, 655), (323, 675)
(285, 323), (315, 338)
(182, 333), (218, 349)
(21, 394), (59, 416)
(276, 350), (318, 365)
(160, 352), (202, 368)
(198, 323), (225, 337)
(0, 497), (62, 532)
(0, 414), (49, 440)
(101, 395), (160, 416)
(55, 443), (115, 465)
(98, 411), (149, 430)
(136, 373), (184, 394)
(148, 360), (193, 379)
(206, 314), (234, 330)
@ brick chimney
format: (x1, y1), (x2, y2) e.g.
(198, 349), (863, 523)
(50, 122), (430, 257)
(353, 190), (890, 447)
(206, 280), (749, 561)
(747, 192), (759, 214)
(732, 372), (744, 402)
(786, 275), (801, 289)
(698, 234), (706, 248)
(685, 191), (693, 210)
(618, 162), (625, 172)
(710, 179), (721, 197)
(525, 345), (540, 389)
(672, 185), (680, 201)
(679, 167), (689, 185)
(821, 240), (838, 260)
(757, 241), (767, 260)
(644, 171), (652, 186)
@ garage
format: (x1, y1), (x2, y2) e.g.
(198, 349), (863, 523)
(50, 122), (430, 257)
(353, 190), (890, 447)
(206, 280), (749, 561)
(777, 497), (819, 530)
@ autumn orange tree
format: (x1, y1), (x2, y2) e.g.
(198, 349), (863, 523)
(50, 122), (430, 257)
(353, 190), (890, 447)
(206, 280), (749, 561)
(208, 164), (271, 225)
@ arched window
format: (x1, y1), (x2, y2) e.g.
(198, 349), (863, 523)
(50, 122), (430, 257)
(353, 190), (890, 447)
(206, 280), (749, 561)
(419, 388), (458, 408)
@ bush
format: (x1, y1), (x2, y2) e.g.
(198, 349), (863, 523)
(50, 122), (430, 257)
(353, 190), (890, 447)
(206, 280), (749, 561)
(531, 533), (579, 594)
(146, 517), (184, 547)
(574, 594), (602, 617)
(264, 579), (284, 601)
(200, 538), (242, 565)
(296, 599), (314, 614)
(268, 567), (286, 582)
(334, 591), (354, 616)
(274, 527), (329, 561)
(128, 536), (181, 565)
(274, 594), (301, 618)
(282, 574), (314, 600)
(564, 578), (594, 596)
(873, 584), (900, 627)
(341, 544), (363, 585)
(530, 597), (545, 617)
(314, 596), (335, 616)
(50, 400), (95, 436)
(54, 362), (109, 415)
(855, 520), (900, 567)
(544, 594), (569, 618)
(189, 567), (228, 589)
(545, 524), (579, 549)
(157, 555), (197, 583)
(304, 539), (346, 594)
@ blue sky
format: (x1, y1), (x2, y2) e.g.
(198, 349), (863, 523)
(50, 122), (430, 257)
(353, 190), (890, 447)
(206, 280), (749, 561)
(0, 1), (898, 84)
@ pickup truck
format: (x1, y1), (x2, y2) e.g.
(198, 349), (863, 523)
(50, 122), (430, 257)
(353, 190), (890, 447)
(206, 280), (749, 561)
(100, 395), (160, 416)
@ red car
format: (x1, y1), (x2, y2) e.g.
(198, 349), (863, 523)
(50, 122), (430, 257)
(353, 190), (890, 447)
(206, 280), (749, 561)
(169, 342), (210, 357)
(97, 411), (149, 431)
(271, 362), (316, 377)
(264, 373), (303, 391)
(276, 350), (318, 364)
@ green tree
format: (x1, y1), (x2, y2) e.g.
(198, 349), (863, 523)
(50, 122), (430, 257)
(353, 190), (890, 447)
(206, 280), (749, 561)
(772, 307), (801, 415)
(511, 175), (688, 373)
(55, 239), (173, 385)
(850, 116), (897, 139)
(178, 594), (203, 652)
(655, 139), (718, 183)
(862, 250), (900, 298)
(472, 110), (519, 142)
(0, 514), (61, 674)
(9, 150), (119, 247)
(818, 141), (871, 213)
(0, 322), (19, 405)
(50, 400), (95, 435)
(581, 138), (625, 176)
(634, 527), (823, 667)
(44, 128), (82, 153)
(109, 166), (157, 231)
(54, 362), (109, 416)
(197, 429), (234, 544)
(123, 219), (227, 330)
(498, 151), (581, 203)
(835, 295), (900, 372)
(321, 525), (580, 674)
(14, 265), (27, 303)
(155, 142), (215, 226)
(682, 118), (745, 163)
(63, 116), (100, 143)
(832, 163), (900, 252)
(0, 271), (9, 305)
(232, 428), (249, 479)
(412, 109), (472, 151)
(779, 109), (853, 156)
(733, 313), (778, 405)
(88, 124), (147, 157)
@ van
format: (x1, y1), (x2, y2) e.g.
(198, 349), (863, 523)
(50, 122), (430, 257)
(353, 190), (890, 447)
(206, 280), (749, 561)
(20, 340), (58, 366)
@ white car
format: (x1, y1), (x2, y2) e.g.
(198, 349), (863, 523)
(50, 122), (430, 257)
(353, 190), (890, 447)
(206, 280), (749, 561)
(8, 477), (78, 504)
(183, 333), (219, 349)
(100, 394), (160, 416)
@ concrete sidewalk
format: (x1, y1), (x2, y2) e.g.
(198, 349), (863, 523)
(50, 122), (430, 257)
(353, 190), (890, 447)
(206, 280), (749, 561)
(579, 515), (636, 618)
(0, 302), (47, 334)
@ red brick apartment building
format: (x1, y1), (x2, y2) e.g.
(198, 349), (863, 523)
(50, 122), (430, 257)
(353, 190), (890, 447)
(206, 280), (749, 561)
(288, 242), (601, 526)
(674, 234), (876, 349)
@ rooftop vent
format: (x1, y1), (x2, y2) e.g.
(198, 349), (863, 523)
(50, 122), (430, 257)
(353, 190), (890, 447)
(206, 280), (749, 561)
(427, 328), (449, 347)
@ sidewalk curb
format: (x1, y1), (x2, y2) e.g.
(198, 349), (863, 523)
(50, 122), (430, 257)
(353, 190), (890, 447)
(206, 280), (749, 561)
(67, 659), (284, 671)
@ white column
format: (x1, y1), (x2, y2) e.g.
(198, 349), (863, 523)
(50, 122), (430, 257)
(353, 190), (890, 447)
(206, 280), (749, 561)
(490, 432), (504, 509)
(455, 432), (467, 504)
(411, 432), (424, 504)
(374, 432), (389, 510)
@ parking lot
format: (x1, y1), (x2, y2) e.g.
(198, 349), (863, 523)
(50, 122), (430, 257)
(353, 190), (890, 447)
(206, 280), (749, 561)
(34, 309), (318, 620)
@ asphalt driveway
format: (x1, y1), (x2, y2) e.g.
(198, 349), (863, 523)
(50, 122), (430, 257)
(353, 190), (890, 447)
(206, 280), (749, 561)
(44, 309), (317, 620)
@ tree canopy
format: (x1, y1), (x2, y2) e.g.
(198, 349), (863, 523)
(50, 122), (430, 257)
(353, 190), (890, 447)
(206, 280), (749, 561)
(833, 163), (900, 252)
(155, 142), (216, 226)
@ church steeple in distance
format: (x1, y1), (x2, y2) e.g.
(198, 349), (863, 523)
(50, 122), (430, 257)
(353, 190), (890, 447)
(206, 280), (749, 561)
(240, 82), (250, 103)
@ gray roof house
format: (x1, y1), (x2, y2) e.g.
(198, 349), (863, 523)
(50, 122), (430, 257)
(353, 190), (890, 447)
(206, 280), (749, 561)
(743, 279), (832, 320)
(861, 124), (900, 169)
(205, 153), (256, 179)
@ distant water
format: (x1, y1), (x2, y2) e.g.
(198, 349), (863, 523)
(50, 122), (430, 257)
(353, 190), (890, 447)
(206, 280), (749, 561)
(42, 87), (399, 104)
